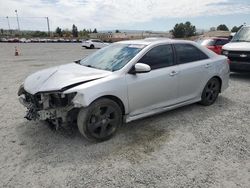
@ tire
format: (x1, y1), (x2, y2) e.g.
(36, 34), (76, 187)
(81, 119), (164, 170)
(90, 44), (94, 49)
(199, 77), (221, 106)
(77, 98), (122, 142)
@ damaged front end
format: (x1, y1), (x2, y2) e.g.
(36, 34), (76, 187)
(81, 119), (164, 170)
(18, 84), (77, 127)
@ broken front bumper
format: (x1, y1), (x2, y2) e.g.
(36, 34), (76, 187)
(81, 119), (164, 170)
(19, 95), (74, 121)
(18, 85), (77, 123)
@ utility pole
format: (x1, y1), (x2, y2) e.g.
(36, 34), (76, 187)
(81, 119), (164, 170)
(46, 17), (51, 37)
(15, 10), (20, 31)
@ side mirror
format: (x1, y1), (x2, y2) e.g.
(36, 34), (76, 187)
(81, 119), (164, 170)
(130, 63), (151, 74)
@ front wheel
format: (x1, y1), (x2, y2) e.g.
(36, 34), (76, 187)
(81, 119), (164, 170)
(77, 98), (122, 142)
(199, 77), (221, 106)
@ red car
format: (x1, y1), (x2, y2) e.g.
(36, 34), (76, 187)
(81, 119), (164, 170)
(198, 37), (229, 55)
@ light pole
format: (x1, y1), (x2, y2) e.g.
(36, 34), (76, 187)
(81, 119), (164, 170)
(15, 10), (20, 31)
(46, 17), (51, 37)
(6, 16), (11, 30)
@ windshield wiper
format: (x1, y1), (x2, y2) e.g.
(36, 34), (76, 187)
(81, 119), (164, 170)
(84, 64), (97, 68)
(82, 64), (112, 71)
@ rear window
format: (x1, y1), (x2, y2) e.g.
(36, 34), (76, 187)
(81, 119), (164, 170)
(174, 43), (209, 64)
(215, 39), (229, 46)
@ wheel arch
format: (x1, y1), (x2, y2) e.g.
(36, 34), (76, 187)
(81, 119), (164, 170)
(211, 75), (222, 92)
(91, 95), (126, 115)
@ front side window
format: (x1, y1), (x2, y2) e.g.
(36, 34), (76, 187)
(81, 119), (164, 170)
(174, 43), (208, 64)
(138, 45), (174, 70)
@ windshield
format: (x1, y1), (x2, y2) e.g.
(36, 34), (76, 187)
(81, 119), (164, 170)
(232, 27), (250, 42)
(80, 43), (146, 71)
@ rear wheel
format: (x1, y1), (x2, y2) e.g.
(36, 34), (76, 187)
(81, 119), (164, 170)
(90, 44), (94, 49)
(199, 77), (221, 106)
(77, 98), (122, 142)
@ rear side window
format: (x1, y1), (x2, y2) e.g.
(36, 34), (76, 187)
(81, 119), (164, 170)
(174, 43), (208, 64)
(139, 45), (174, 70)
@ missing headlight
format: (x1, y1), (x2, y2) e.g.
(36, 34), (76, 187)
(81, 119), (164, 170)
(49, 92), (76, 108)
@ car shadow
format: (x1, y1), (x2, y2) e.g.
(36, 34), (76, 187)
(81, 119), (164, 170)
(230, 72), (250, 80)
(16, 95), (235, 166)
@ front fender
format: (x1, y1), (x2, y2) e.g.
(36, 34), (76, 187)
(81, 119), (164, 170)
(65, 75), (129, 113)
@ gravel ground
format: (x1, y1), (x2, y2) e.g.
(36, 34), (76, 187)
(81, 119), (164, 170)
(0, 43), (249, 188)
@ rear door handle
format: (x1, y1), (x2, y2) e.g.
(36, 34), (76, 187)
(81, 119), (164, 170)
(169, 70), (178, 76)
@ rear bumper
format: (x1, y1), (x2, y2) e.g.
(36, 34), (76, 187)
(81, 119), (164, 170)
(230, 61), (250, 72)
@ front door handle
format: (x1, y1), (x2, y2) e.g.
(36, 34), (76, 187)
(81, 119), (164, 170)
(205, 63), (211, 68)
(169, 70), (178, 76)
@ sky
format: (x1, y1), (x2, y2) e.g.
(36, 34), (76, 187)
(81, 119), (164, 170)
(0, 0), (250, 32)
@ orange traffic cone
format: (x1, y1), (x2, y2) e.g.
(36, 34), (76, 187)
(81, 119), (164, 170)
(15, 47), (19, 56)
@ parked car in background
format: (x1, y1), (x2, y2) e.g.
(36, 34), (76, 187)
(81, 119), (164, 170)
(18, 38), (229, 142)
(198, 37), (229, 55)
(0, 38), (7, 42)
(222, 26), (250, 72)
(82, 39), (109, 49)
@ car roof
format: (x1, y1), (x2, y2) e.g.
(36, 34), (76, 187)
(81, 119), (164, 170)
(117, 38), (195, 46)
(201, 37), (228, 40)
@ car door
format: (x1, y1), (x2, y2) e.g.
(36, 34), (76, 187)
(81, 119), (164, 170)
(174, 43), (213, 102)
(126, 44), (179, 116)
(96, 40), (102, 48)
(91, 40), (98, 48)
(94, 40), (103, 48)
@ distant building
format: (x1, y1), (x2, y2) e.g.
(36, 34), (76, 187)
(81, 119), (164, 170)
(202, 31), (231, 38)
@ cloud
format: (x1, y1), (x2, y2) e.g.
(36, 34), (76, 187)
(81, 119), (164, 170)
(0, 0), (249, 30)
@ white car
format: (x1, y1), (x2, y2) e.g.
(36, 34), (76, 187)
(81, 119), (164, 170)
(82, 39), (109, 49)
(18, 38), (229, 141)
(222, 26), (250, 72)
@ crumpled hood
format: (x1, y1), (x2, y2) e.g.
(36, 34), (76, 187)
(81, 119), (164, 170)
(223, 42), (250, 51)
(24, 63), (111, 94)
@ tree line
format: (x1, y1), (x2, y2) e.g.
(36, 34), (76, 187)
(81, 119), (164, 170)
(54, 24), (98, 38)
(171, 22), (244, 38)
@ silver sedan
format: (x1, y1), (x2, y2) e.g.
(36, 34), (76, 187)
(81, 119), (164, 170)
(18, 38), (230, 141)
